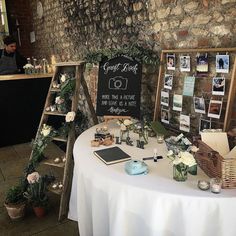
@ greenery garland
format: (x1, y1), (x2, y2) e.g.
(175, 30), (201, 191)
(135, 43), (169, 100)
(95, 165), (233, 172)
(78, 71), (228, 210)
(84, 43), (159, 66)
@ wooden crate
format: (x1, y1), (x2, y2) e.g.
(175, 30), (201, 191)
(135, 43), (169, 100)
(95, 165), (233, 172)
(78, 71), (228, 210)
(195, 140), (236, 189)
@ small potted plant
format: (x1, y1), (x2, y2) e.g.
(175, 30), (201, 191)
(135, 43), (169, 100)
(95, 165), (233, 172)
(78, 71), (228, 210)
(23, 172), (49, 218)
(4, 184), (26, 220)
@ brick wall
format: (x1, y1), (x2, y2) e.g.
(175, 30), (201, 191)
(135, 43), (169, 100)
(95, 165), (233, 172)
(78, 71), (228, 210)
(5, 0), (33, 57)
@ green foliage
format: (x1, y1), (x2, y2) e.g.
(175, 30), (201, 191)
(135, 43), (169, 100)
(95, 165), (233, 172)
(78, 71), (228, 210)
(23, 177), (49, 207)
(5, 185), (25, 205)
(85, 43), (159, 66)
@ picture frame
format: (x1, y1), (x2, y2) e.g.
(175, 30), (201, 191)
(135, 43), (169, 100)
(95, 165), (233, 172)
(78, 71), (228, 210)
(161, 90), (169, 107)
(173, 94), (183, 111)
(199, 118), (211, 133)
(179, 114), (190, 132)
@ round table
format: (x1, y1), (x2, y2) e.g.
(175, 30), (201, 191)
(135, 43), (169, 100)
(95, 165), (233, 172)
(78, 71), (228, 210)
(68, 122), (236, 236)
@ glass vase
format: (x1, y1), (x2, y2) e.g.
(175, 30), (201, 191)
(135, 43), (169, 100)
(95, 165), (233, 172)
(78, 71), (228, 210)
(139, 129), (149, 144)
(188, 164), (197, 175)
(120, 130), (129, 142)
(173, 163), (188, 181)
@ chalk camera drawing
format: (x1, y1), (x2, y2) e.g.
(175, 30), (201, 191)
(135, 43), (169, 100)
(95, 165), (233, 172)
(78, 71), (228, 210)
(109, 76), (128, 90)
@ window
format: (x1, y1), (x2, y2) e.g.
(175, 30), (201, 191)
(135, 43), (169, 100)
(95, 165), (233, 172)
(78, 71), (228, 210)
(0, 0), (9, 46)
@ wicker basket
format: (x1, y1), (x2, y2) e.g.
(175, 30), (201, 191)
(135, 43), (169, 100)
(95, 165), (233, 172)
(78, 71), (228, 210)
(195, 140), (236, 189)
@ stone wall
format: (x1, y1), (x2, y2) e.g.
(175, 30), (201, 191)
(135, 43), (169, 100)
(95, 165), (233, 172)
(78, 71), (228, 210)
(28, 0), (236, 127)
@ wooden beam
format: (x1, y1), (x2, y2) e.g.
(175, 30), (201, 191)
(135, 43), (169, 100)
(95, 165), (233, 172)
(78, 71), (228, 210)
(223, 57), (236, 131)
(153, 51), (165, 121)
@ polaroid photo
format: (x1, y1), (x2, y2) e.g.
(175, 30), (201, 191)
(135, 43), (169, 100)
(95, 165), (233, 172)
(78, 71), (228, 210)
(167, 54), (175, 70)
(212, 76), (225, 96)
(180, 55), (191, 72)
(161, 108), (170, 124)
(199, 118), (211, 133)
(179, 114), (190, 132)
(164, 74), (173, 90)
(193, 96), (206, 114)
(161, 90), (169, 107)
(208, 99), (223, 119)
(183, 76), (195, 97)
(216, 54), (229, 73)
(196, 54), (208, 73)
(173, 94), (183, 111)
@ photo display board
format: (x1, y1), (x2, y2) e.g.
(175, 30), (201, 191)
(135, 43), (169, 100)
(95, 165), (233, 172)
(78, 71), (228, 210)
(96, 55), (142, 118)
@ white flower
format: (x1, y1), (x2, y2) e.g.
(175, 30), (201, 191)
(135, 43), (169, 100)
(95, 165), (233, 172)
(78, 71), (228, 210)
(27, 172), (40, 184)
(173, 157), (181, 165)
(190, 145), (199, 153)
(120, 124), (127, 131)
(60, 74), (67, 83)
(180, 151), (196, 167)
(123, 119), (133, 126)
(65, 111), (76, 122)
(167, 150), (174, 156)
(23, 63), (34, 69)
(41, 124), (52, 137)
(55, 96), (64, 105)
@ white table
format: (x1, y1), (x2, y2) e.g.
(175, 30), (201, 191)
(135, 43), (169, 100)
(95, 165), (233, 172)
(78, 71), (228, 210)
(68, 122), (236, 236)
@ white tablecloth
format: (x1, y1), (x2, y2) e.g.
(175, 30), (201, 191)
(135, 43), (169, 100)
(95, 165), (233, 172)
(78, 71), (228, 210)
(68, 122), (236, 236)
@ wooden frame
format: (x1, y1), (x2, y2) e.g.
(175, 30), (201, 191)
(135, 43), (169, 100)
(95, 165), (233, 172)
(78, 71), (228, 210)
(153, 47), (236, 132)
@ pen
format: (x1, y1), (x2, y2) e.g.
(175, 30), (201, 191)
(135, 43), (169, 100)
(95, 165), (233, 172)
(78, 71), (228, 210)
(142, 156), (163, 161)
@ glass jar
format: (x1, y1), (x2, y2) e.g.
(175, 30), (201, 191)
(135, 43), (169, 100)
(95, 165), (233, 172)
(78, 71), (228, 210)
(188, 164), (197, 175)
(210, 178), (222, 193)
(173, 163), (188, 181)
(120, 129), (129, 142)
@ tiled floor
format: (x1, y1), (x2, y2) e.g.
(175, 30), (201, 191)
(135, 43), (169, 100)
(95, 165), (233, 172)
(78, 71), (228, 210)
(0, 143), (79, 236)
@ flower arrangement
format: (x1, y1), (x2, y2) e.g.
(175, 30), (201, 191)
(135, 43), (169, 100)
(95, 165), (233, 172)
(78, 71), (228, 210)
(23, 172), (50, 208)
(117, 119), (134, 141)
(167, 150), (197, 181)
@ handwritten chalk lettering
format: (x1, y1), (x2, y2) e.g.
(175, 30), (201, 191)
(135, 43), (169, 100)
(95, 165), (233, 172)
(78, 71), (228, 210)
(112, 95), (119, 99)
(119, 101), (123, 106)
(108, 106), (128, 115)
(121, 63), (138, 74)
(108, 101), (118, 106)
(102, 95), (110, 99)
(103, 62), (122, 74)
(128, 101), (136, 106)
(123, 95), (135, 100)
(101, 101), (108, 105)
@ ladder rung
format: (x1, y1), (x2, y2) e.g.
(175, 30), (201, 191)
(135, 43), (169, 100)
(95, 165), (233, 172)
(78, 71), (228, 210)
(44, 111), (67, 116)
(42, 159), (65, 168)
(48, 187), (62, 195)
(51, 88), (61, 92)
(53, 136), (67, 142)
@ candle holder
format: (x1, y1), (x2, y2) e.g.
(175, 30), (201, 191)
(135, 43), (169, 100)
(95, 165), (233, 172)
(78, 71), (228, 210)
(210, 178), (222, 194)
(156, 133), (164, 144)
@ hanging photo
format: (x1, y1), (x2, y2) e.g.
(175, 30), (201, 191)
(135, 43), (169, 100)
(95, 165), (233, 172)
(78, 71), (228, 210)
(161, 108), (170, 124)
(212, 76), (225, 96)
(199, 118), (211, 133)
(173, 94), (183, 111)
(161, 90), (169, 107)
(196, 54), (208, 75)
(164, 74), (173, 90)
(179, 114), (190, 132)
(166, 54), (175, 70)
(183, 76), (195, 96)
(208, 99), (223, 119)
(180, 56), (190, 72)
(193, 96), (206, 114)
(216, 54), (229, 73)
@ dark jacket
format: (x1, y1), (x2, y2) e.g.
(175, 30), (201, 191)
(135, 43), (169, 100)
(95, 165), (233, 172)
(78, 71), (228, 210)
(0, 49), (27, 74)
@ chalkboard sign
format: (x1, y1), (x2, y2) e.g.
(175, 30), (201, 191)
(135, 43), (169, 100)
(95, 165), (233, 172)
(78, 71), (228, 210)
(96, 55), (142, 118)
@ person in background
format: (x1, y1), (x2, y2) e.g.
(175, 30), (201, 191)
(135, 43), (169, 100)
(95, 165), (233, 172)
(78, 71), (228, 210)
(0, 35), (27, 75)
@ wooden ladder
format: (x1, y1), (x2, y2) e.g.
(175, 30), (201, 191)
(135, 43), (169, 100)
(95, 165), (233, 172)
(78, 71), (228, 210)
(30, 61), (97, 221)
